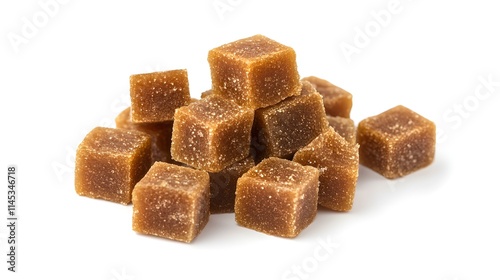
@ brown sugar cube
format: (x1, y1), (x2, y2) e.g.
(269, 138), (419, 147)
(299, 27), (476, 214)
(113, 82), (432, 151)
(209, 156), (255, 214)
(115, 107), (174, 163)
(235, 157), (319, 238)
(75, 127), (151, 205)
(357, 105), (436, 179)
(326, 116), (356, 145)
(200, 89), (213, 99)
(208, 34), (301, 109)
(252, 81), (329, 160)
(130, 69), (190, 123)
(302, 76), (353, 118)
(293, 127), (359, 211)
(132, 162), (210, 243)
(171, 94), (254, 172)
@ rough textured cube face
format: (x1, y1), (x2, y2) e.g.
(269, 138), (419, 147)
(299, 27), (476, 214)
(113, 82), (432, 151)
(132, 162), (210, 243)
(130, 69), (190, 123)
(294, 127), (359, 211)
(357, 105), (436, 179)
(209, 156), (255, 214)
(200, 89), (213, 99)
(75, 127), (151, 205)
(235, 157), (319, 238)
(252, 81), (329, 160)
(326, 116), (356, 145)
(302, 76), (352, 118)
(208, 34), (301, 109)
(115, 107), (174, 163)
(171, 94), (254, 172)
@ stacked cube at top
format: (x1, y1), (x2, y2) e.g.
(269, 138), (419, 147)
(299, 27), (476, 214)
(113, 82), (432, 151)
(130, 69), (191, 123)
(208, 34), (301, 109)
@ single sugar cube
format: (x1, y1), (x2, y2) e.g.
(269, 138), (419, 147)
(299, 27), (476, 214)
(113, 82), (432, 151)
(293, 127), (359, 211)
(326, 116), (356, 145)
(130, 69), (190, 123)
(235, 157), (319, 238)
(357, 105), (436, 179)
(132, 162), (210, 243)
(115, 107), (174, 163)
(252, 81), (329, 160)
(209, 156), (255, 214)
(302, 76), (353, 118)
(208, 34), (301, 109)
(171, 94), (254, 172)
(75, 127), (151, 205)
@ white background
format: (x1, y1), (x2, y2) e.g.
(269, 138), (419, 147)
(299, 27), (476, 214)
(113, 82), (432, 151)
(1, 0), (499, 279)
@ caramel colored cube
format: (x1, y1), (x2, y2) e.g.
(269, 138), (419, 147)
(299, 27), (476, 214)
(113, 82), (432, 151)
(171, 94), (254, 172)
(357, 105), (436, 179)
(302, 76), (352, 118)
(130, 69), (190, 123)
(293, 127), (359, 211)
(75, 127), (152, 205)
(326, 116), (356, 145)
(209, 156), (255, 214)
(252, 81), (329, 160)
(200, 89), (213, 99)
(115, 107), (174, 163)
(235, 157), (319, 238)
(132, 162), (210, 243)
(208, 34), (301, 109)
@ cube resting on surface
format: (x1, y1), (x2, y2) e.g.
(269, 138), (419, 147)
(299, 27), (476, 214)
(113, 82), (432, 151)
(75, 127), (152, 205)
(301, 76), (353, 118)
(132, 162), (210, 243)
(208, 34), (301, 109)
(115, 107), (174, 163)
(294, 127), (359, 212)
(171, 94), (254, 172)
(209, 156), (255, 214)
(130, 69), (190, 123)
(357, 105), (436, 179)
(252, 81), (329, 160)
(235, 157), (319, 238)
